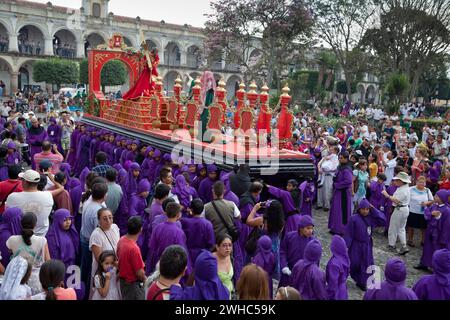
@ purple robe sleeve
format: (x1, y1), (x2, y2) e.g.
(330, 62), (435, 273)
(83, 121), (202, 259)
(369, 207), (387, 228)
(334, 169), (353, 190)
(129, 195), (139, 217)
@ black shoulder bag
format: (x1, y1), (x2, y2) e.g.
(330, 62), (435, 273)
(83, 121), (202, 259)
(211, 200), (240, 242)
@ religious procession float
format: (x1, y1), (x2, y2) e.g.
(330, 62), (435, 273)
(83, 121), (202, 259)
(82, 34), (314, 180)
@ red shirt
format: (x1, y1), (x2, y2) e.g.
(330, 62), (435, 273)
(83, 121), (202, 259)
(117, 236), (145, 283)
(0, 180), (23, 214)
(439, 179), (450, 190)
(146, 282), (170, 300)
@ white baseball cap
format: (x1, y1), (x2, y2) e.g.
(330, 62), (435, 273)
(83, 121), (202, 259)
(18, 170), (41, 183)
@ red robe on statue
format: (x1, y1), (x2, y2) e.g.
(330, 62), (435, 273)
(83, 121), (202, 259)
(123, 54), (159, 100)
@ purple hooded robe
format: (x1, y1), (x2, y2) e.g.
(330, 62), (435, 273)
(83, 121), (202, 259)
(47, 117), (63, 154)
(420, 190), (450, 268)
(46, 209), (79, 269)
(170, 250), (230, 300)
(329, 163), (353, 235)
(292, 239), (327, 300)
(181, 216), (216, 265)
(344, 199), (386, 287)
(0, 208), (22, 266)
(197, 164), (218, 204)
(251, 235), (276, 297)
(364, 258), (417, 300)
(146, 221), (189, 275)
(368, 180), (386, 210)
(267, 185), (301, 234)
(413, 249), (450, 300)
(26, 125), (48, 170)
(326, 235), (350, 300)
(279, 215), (315, 287)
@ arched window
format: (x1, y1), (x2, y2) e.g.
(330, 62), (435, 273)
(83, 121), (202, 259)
(92, 3), (101, 18)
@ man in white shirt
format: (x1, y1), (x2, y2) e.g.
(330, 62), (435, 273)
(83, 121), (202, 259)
(5, 170), (54, 236)
(432, 133), (448, 161)
(383, 151), (397, 186)
(316, 145), (339, 211)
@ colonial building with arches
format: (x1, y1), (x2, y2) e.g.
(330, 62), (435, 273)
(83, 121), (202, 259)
(0, 0), (243, 99)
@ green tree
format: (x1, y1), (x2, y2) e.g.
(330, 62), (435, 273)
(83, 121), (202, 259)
(204, 0), (314, 88)
(309, 0), (378, 101)
(336, 80), (356, 95)
(361, 1), (450, 99)
(79, 59), (89, 85)
(385, 73), (409, 104)
(100, 60), (127, 92)
(33, 59), (79, 89)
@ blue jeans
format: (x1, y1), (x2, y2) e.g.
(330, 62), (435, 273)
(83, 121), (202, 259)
(80, 238), (92, 300)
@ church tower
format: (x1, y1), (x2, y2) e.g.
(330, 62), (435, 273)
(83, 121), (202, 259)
(81, 0), (110, 19)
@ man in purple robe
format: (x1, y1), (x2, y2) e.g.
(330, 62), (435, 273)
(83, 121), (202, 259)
(413, 248), (450, 300)
(279, 215), (315, 287)
(74, 127), (91, 176)
(47, 117), (63, 154)
(292, 239), (327, 300)
(0, 207), (22, 267)
(88, 129), (99, 168)
(70, 167), (89, 232)
(67, 123), (81, 168)
(59, 163), (80, 192)
(198, 164), (219, 204)
(146, 202), (189, 275)
(146, 148), (161, 184)
(364, 258), (417, 300)
(368, 173), (387, 210)
(344, 199), (386, 291)
(181, 198), (215, 264)
(415, 189), (450, 271)
(26, 117), (48, 170)
(329, 151), (353, 235)
(46, 208), (79, 269)
(172, 174), (196, 215)
(140, 146), (154, 179)
(326, 235), (350, 300)
(170, 249), (230, 300)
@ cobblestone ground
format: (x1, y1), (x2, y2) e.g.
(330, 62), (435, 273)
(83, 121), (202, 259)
(272, 208), (430, 300)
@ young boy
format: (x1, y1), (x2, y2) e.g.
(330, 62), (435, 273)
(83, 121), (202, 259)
(344, 199), (386, 291)
(146, 245), (188, 300)
(146, 202), (190, 275)
(180, 198), (215, 264)
(299, 179), (315, 217)
(279, 215), (315, 287)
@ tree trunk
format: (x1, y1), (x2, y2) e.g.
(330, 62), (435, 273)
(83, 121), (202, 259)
(316, 65), (325, 99)
(346, 78), (352, 102)
(266, 37), (276, 89)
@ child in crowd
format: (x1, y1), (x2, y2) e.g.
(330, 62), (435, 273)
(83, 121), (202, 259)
(91, 251), (121, 300)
